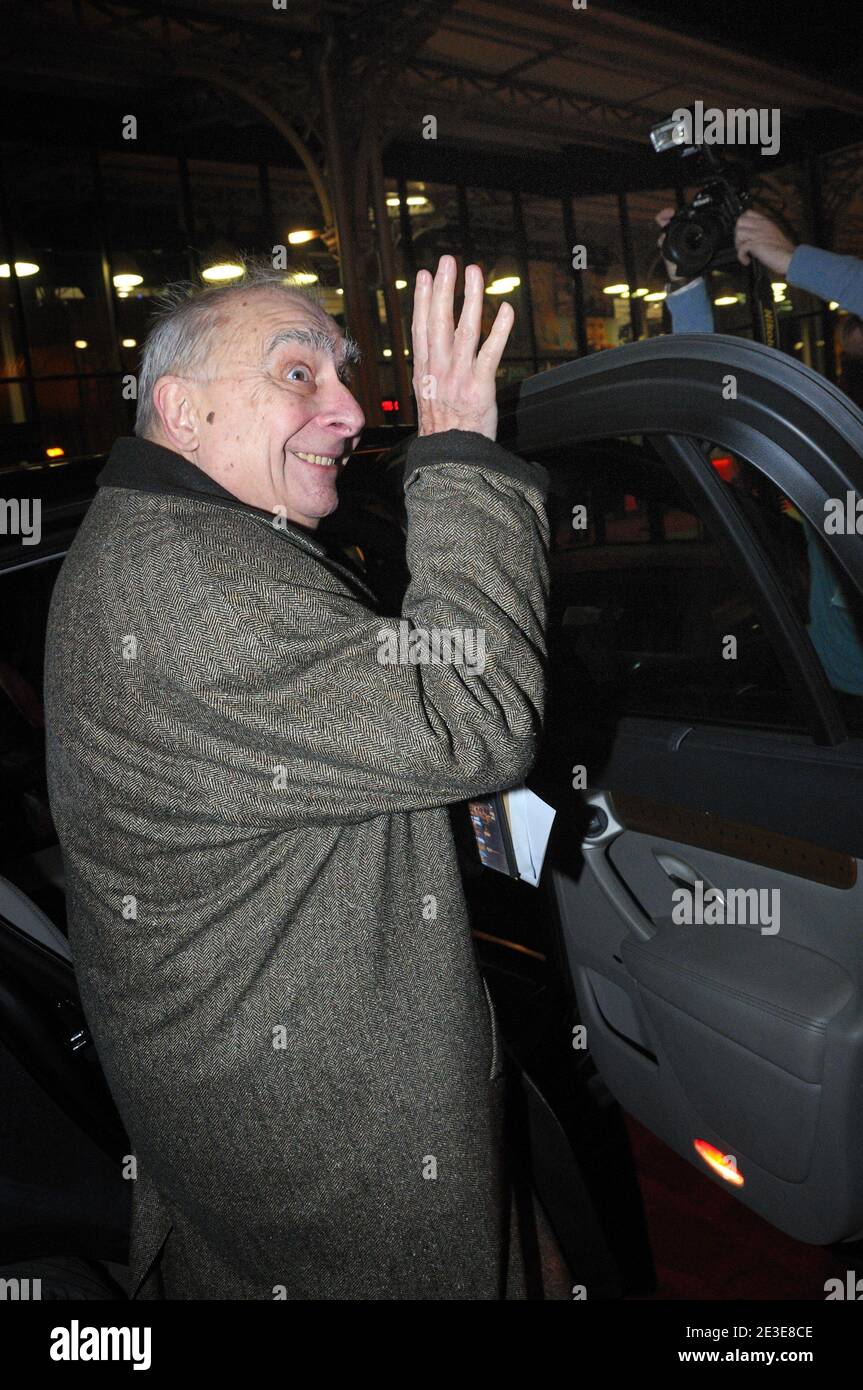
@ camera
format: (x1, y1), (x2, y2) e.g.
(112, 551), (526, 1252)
(650, 112), (750, 279)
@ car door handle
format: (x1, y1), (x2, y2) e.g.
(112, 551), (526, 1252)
(654, 852), (719, 897)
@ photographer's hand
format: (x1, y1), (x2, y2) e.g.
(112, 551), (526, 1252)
(735, 210), (796, 276)
(412, 256), (514, 441)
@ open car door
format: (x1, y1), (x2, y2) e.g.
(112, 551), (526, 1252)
(499, 335), (863, 1246)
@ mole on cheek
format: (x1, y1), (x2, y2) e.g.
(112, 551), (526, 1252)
(206, 411), (215, 424)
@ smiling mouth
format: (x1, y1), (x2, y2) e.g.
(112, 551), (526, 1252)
(293, 450), (342, 469)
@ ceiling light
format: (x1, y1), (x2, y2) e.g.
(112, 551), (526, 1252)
(111, 253), (143, 291)
(486, 276), (521, 295)
(644, 290), (667, 302)
(771, 281), (787, 303)
(287, 230), (319, 246)
(283, 272), (318, 286)
(201, 243), (245, 282)
(714, 295), (740, 307)
(386, 196), (400, 208)
(74, 339), (88, 349)
(0, 261), (40, 277)
(603, 283), (630, 295)
(383, 348), (393, 357)
(121, 337), (137, 348)
(395, 279), (407, 289)
(202, 262), (244, 282)
(405, 195), (428, 207)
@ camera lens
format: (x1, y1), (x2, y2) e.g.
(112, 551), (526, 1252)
(665, 212), (721, 278)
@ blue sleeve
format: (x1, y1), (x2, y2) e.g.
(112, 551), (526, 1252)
(666, 277), (715, 333)
(788, 246), (863, 317)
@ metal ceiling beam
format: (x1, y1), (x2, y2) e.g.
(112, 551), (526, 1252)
(401, 56), (671, 139)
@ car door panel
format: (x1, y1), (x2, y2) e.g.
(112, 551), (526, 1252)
(504, 338), (863, 1244)
(552, 732), (863, 1244)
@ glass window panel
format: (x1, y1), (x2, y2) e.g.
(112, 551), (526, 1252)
(571, 194), (627, 352)
(267, 164), (339, 312)
(0, 382), (36, 468)
(403, 181), (460, 277)
(522, 196), (575, 360)
(0, 235), (28, 378)
(462, 188), (532, 363)
(708, 446), (863, 735)
(34, 376), (127, 461)
(3, 145), (116, 375)
(823, 144), (863, 256)
(98, 151), (191, 334)
(538, 435), (805, 733)
(268, 165), (329, 254)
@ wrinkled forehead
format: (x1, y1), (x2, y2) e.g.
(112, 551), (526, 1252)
(216, 289), (354, 366)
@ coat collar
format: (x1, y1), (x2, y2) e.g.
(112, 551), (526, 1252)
(97, 436), (329, 560)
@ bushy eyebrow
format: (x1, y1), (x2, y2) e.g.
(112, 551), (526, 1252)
(264, 327), (361, 372)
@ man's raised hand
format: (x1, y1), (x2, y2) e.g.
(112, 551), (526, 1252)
(411, 255), (514, 441)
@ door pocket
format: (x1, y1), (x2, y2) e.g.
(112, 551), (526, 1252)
(621, 924), (856, 1182)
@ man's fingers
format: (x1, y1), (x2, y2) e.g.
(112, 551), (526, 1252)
(427, 255), (457, 374)
(451, 263), (484, 372)
(475, 299), (514, 379)
(411, 269), (432, 373)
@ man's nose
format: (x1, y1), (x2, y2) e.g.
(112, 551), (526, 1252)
(320, 381), (365, 438)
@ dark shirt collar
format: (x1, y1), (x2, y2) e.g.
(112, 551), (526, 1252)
(96, 435), (328, 558)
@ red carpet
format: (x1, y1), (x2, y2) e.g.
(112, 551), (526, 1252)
(624, 1116), (849, 1300)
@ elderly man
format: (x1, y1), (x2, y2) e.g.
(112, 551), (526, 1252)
(43, 254), (550, 1300)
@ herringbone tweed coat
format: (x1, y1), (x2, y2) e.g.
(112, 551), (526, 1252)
(43, 429), (550, 1299)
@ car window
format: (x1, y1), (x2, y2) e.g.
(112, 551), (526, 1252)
(704, 453), (863, 737)
(537, 437), (809, 734)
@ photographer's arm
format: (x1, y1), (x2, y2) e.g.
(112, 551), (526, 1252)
(736, 210), (863, 317)
(787, 247), (863, 319)
(665, 277), (715, 333)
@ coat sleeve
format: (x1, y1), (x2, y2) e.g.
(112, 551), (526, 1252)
(136, 430), (550, 828)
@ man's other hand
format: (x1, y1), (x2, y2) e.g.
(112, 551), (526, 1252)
(412, 256), (514, 440)
(735, 210), (796, 276)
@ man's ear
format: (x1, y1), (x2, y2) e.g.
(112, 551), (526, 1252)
(152, 376), (202, 454)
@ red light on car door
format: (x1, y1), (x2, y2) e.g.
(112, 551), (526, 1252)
(694, 1139), (745, 1186)
(709, 454), (736, 482)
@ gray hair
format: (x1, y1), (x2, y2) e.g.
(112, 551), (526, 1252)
(134, 255), (333, 439)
